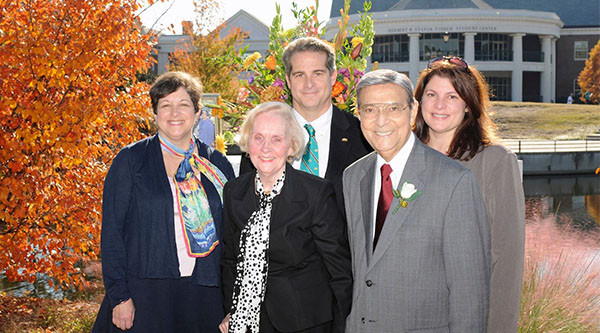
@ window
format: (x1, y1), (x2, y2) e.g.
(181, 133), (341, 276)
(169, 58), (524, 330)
(372, 35), (409, 63)
(419, 33), (464, 61)
(574, 41), (588, 60)
(487, 76), (511, 101)
(474, 34), (513, 61)
(573, 79), (581, 98)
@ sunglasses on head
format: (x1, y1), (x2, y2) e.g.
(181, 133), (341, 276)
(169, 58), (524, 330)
(427, 56), (469, 72)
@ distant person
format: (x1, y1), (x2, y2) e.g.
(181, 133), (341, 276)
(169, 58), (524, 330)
(414, 56), (525, 333)
(344, 69), (490, 332)
(220, 102), (352, 332)
(195, 107), (215, 146)
(238, 37), (372, 211)
(93, 72), (235, 332)
(567, 93), (574, 104)
(584, 91), (593, 104)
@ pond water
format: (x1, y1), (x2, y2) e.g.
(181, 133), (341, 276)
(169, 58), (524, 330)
(2, 174), (598, 299)
(523, 174), (600, 230)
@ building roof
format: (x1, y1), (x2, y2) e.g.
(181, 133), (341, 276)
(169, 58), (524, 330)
(330, 0), (599, 27)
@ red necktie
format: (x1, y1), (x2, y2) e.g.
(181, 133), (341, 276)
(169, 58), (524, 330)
(374, 164), (393, 250)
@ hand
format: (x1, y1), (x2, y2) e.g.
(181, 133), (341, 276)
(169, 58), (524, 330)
(112, 298), (135, 330)
(218, 313), (231, 333)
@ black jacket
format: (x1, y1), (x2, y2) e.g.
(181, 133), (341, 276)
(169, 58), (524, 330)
(221, 164), (353, 332)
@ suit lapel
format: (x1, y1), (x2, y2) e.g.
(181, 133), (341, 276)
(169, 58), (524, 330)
(369, 140), (427, 267)
(230, 173), (258, 229)
(325, 106), (351, 180)
(271, 165), (305, 227)
(359, 154), (377, 264)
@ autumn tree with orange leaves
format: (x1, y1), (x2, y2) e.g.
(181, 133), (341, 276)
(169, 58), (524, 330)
(168, 0), (248, 103)
(0, 0), (155, 290)
(577, 39), (600, 104)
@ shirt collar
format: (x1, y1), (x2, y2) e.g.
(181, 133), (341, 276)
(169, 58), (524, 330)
(376, 132), (415, 177)
(293, 104), (333, 131)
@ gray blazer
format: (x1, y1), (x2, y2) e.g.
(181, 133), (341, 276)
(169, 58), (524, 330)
(343, 139), (491, 332)
(460, 145), (525, 333)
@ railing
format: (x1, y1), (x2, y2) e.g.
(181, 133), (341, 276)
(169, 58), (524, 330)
(503, 139), (600, 153)
(475, 50), (513, 61)
(523, 51), (544, 62)
(371, 51), (409, 63)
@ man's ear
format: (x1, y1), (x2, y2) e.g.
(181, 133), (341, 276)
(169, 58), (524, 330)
(410, 100), (419, 125)
(330, 70), (337, 86)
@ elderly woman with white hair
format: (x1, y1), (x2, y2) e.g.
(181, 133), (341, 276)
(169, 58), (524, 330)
(219, 101), (352, 333)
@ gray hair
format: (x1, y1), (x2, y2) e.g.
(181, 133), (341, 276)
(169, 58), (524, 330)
(356, 69), (415, 107)
(238, 102), (305, 162)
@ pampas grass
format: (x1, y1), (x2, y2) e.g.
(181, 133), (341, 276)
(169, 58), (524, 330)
(519, 198), (600, 332)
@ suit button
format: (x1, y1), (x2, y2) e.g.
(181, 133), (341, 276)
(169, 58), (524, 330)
(361, 317), (365, 324)
(366, 280), (373, 287)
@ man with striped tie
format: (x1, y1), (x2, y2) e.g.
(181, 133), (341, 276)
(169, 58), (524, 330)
(239, 37), (372, 211)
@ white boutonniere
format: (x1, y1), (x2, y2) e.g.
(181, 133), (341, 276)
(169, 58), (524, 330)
(392, 181), (422, 214)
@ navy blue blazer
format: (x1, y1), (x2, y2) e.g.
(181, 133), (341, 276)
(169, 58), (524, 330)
(100, 134), (235, 308)
(221, 164), (353, 333)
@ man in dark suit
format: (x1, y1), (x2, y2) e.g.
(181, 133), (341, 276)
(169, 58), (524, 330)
(343, 69), (490, 332)
(239, 37), (371, 208)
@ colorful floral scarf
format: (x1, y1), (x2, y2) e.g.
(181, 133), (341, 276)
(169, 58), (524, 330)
(159, 134), (228, 257)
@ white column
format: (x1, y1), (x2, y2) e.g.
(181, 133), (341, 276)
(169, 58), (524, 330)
(540, 35), (552, 103)
(463, 32), (476, 64)
(511, 33), (525, 102)
(551, 38), (557, 102)
(408, 33), (421, 85)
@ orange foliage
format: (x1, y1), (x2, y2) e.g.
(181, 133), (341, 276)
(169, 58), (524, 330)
(168, 0), (246, 103)
(0, 0), (154, 289)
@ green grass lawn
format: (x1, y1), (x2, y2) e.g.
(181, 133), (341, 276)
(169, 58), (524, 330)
(490, 102), (600, 140)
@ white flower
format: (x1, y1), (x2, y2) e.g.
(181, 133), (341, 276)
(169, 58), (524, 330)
(400, 182), (417, 199)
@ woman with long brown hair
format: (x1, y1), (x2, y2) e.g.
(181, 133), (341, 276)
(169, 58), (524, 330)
(414, 57), (525, 332)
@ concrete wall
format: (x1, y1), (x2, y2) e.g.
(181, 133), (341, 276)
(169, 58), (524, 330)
(518, 151), (600, 175)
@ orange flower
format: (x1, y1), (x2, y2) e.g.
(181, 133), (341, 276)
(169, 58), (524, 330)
(260, 85), (285, 103)
(265, 55), (277, 71)
(332, 81), (345, 97)
(212, 107), (224, 119)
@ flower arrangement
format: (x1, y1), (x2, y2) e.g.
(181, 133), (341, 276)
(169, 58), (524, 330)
(209, 0), (375, 149)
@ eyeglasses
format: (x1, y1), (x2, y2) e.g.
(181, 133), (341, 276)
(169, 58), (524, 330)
(427, 56), (469, 71)
(358, 103), (409, 119)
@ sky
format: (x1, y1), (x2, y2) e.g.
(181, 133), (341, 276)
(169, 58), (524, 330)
(137, 0), (334, 34)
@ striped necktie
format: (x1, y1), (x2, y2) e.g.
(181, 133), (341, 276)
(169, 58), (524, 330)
(300, 124), (319, 176)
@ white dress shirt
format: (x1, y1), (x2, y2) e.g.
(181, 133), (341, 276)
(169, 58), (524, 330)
(291, 105), (333, 178)
(371, 133), (415, 239)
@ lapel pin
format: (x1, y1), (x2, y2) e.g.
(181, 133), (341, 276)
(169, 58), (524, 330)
(341, 138), (348, 142)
